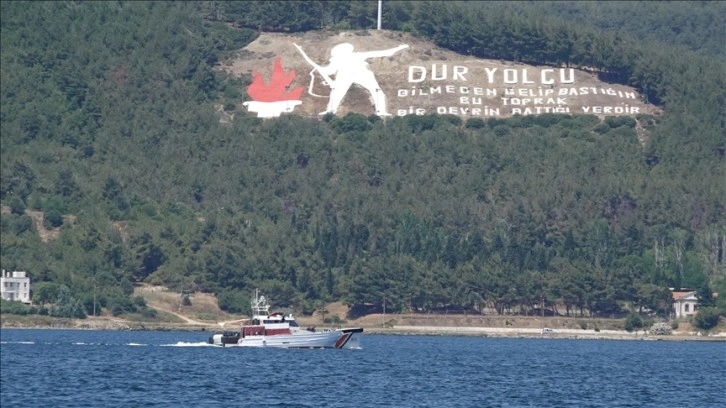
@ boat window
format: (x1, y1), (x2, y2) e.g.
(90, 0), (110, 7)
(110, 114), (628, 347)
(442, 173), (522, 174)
(288, 320), (299, 327)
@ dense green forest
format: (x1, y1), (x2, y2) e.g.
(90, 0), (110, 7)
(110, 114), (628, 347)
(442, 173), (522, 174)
(1, 1), (724, 321)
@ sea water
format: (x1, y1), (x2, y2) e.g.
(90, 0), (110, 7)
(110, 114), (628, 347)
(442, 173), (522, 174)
(1, 329), (724, 407)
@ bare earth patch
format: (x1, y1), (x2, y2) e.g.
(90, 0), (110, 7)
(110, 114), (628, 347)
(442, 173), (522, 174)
(219, 29), (661, 122)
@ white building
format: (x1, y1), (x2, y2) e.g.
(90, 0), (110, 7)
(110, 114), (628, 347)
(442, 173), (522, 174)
(672, 290), (698, 319)
(1, 269), (31, 304)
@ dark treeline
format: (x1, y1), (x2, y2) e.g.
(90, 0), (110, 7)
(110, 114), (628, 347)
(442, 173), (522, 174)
(207, 0), (726, 60)
(1, 1), (724, 319)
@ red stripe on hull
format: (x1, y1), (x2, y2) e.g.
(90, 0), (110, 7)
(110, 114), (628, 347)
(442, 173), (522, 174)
(334, 332), (352, 349)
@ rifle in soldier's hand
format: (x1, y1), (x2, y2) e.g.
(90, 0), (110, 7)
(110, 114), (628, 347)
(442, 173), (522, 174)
(293, 43), (335, 88)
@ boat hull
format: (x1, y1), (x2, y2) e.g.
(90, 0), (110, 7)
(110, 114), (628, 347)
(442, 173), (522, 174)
(209, 328), (362, 349)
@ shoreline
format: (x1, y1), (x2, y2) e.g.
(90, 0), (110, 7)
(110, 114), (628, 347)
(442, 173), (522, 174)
(2, 316), (724, 342)
(364, 325), (726, 342)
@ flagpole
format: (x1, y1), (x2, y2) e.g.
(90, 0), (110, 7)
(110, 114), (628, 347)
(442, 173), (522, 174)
(377, 0), (382, 30)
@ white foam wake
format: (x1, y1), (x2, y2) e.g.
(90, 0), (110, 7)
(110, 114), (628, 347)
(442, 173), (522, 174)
(161, 341), (213, 347)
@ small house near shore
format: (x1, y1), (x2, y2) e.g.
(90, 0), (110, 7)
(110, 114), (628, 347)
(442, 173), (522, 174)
(1, 269), (31, 304)
(672, 291), (698, 319)
(671, 289), (720, 319)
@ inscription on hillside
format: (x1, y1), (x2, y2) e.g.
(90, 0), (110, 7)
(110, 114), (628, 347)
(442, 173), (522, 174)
(221, 30), (659, 119)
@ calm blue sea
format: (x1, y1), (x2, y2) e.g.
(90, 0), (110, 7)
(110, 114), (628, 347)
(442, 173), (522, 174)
(1, 329), (724, 407)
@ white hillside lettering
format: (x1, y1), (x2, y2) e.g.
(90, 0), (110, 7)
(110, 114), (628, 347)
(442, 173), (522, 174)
(225, 30), (661, 119)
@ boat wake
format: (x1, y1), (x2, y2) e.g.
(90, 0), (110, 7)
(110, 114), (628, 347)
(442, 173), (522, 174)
(161, 341), (215, 347)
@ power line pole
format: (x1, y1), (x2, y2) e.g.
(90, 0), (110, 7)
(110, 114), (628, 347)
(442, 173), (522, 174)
(541, 295), (544, 335)
(377, 0), (382, 30)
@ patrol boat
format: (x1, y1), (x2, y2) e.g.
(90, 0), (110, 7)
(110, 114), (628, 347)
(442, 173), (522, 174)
(208, 290), (362, 349)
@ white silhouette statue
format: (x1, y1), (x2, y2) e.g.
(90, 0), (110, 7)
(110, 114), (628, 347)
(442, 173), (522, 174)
(294, 42), (409, 116)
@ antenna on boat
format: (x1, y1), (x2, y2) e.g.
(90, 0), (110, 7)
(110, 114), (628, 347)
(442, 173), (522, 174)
(251, 288), (270, 316)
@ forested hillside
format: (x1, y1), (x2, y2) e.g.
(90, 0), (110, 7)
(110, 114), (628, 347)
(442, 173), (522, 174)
(1, 1), (724, 320)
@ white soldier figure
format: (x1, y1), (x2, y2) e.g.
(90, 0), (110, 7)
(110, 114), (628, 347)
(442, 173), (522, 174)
(295, 42), (409, 116)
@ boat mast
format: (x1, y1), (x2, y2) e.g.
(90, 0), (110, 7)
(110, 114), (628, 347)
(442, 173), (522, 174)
(251, 289), (270, 317)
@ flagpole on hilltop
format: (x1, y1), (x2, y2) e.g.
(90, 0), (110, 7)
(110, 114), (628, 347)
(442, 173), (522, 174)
(377, 0), (382, 30)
